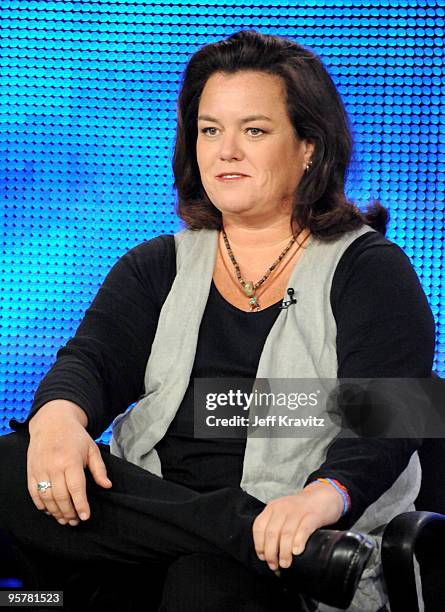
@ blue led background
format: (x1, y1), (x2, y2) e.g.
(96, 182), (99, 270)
(1, 1), (444, 445)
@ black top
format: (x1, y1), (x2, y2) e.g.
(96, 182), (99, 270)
(155, 280), (281, 494)
(10, 230), (436, 528)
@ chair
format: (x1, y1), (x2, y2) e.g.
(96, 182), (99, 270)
(382, 510), (445, 612)
(382, 374), (445, 611)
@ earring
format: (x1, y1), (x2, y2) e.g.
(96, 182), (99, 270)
(304, 160), (313, 174)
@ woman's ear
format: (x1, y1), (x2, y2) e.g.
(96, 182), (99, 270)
(304, 139), (315, 165)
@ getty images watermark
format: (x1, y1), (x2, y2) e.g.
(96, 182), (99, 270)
(205, 387), (324, 428)
(193, 377), (444, 439)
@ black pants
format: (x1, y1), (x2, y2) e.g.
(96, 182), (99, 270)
(0, 430), (313, 611)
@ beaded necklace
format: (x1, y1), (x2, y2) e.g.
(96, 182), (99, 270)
(221, 228), (305, 312)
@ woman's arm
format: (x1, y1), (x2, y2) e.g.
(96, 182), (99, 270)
(10, 235), (177, 440)
(304, 230), (436, 528)
(253, 231), (436, 569)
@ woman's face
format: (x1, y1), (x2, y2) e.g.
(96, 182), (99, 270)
(196, 70), (314, 223)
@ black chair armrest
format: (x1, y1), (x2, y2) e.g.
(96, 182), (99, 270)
(382, 510), (445, 612)
(281, 528), (375, 609)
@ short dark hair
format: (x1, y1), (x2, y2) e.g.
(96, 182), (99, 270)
(173, 29), (387, 239)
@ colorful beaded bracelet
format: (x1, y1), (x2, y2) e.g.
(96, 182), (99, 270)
(316, 477), (351, 517)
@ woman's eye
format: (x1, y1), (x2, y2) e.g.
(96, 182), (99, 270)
(246, 128), (264, 136)
(201, 127), (219, 136)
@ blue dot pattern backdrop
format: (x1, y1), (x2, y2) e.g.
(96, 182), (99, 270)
(1, 1), (443, 443)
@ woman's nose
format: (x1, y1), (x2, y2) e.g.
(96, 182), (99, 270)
(219, 133), (244, 161)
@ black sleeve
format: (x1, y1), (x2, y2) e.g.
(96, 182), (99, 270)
(9, 235), (177, 440)
(304, 231), (436, 529)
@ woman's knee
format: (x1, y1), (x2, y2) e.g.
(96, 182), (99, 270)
(0, 431), (31, 527)
(0, 431), (29, 488)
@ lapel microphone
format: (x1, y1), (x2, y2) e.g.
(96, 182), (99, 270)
(279, 287), (297, 310)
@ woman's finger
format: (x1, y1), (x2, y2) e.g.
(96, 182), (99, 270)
(37, 474), (66, 523)
(27, 476), (47, 511)
(48, 468), (81, 523)
(292, 513), (320, 556)
(252, 511), (268, 561)
(277, 515), (301, 568)
(262, 512), (285, 571)
(87, 444), (112, 489)
(64, 464), (90, 521)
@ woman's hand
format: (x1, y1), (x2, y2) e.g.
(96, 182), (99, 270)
(27, 400), (112, 526)
(252, 481), (344, 571)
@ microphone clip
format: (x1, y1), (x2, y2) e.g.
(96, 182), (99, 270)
(279, 287), (297, 310)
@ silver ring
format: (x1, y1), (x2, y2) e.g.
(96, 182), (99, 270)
(37, 480), (52, 493)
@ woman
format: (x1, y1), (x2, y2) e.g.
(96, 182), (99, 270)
(0, 30), (435, 611)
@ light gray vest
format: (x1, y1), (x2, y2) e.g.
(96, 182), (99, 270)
(110, 226), (422, 611)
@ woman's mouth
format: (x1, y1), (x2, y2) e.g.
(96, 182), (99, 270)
(216, 174), (249, 182)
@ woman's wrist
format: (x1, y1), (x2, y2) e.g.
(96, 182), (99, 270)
(29, 399), (89, 433)
(314, 478), (351, 517)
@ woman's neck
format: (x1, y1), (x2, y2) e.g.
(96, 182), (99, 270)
(221, 214), (297, 248)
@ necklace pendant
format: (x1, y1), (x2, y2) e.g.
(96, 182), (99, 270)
(243, 281), (255, 297)
(249, 296), (260, 312)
